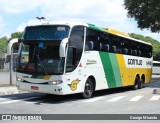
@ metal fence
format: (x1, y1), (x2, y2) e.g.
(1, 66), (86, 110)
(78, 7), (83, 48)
(0, 58), (5, 70)
(0, 53), (5, 70)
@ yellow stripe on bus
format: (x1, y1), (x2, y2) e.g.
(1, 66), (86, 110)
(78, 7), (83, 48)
(116, 54), (152, 86)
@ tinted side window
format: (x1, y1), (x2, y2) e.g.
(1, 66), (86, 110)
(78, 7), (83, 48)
(131, 41), (138, 56)
(100, 32), (110, 52)
(131, 41), (152, 58)
(66, 26), (84, 72)
(69, 26), (84, 50)
(110, 35), (122, 54)
(85, 28), (100, 51)
(146, 45), (152, 58)
(153, 63), (160, 67)
(121, 39), (130, 55)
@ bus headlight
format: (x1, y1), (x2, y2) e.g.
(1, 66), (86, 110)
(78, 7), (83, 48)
(48, 80), (63, 85)
(16, 77), (24, 82)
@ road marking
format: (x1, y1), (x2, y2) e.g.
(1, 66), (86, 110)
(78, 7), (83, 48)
(150, 95), (160, 101)
(106, 96), (125, 102)
(0, 97), (38, 104)
(0, 98), (8, 101)
(82, 96), (105, 102)
(129, 96), (143, 101)
(0, 100), (20, 104)
(0, 97), (16, 101)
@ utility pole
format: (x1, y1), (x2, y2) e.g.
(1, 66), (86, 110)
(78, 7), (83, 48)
(9, 46), (13, 85)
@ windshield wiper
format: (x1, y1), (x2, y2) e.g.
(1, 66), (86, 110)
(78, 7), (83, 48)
(36, 50), (48, 75)
(22, 44), (48, 75)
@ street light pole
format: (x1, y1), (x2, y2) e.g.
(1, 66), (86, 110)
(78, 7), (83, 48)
(10, 46), (13, 85)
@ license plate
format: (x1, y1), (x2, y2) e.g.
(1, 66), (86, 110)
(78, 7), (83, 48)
(31, 86), (39, 90)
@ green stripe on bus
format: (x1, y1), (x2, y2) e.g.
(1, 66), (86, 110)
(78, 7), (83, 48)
(87, 23), (107, 32)
(31, 75), (38, 78)
(31, 75), (44, 79)
(99, 52), (116, 88)
(38, 75), (44, 79)
(109, 54), (122, 87)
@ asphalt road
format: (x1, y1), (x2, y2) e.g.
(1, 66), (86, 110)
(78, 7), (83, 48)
(0, 75), (160, 123)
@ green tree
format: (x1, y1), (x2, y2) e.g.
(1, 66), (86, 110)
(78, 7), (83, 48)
(124, 0), (160, 32)
(0, 32), (22, 54)
(0, 37), (8, 53)
(9, 32), (23, 41)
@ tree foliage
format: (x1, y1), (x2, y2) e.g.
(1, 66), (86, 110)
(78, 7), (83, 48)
(0, 37), (8, 53)
(0, 32), (22, 54)
(124, 0), (160, 32)
(9, 32), (23, 41)
(129, 33), (160, 60)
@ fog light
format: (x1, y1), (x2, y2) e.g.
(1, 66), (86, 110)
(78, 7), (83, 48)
(48, 80), (63, 85)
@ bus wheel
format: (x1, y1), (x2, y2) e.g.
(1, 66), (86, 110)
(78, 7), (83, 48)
(133, 77), (140, 90)
(138, 80), (143, 89)
(82, 78), (94, 99)
(139, 76), (145, 89)
(138, 79), (144, 89)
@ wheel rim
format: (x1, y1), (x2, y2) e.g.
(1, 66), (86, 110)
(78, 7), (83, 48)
(84, 83), (93, 97)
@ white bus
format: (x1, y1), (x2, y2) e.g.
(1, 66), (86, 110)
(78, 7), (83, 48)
(16, 21), (152, 98)
(4, 38), (19, 71)
(152, 61), (160, 75)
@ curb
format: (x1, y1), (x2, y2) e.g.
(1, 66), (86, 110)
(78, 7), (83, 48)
(0, 91), (28, 96)
(0, 86), (28, 96)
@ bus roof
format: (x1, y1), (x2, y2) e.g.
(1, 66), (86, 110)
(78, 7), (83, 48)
(26, 21), (106, 32)
(103, 28), (130, 37)
(103, 28), (152, 46)
(26, 21), (88, 27)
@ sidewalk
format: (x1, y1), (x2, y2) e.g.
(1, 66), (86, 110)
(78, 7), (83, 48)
(0, 85), (28, 96)
(0, 72), (22, 95)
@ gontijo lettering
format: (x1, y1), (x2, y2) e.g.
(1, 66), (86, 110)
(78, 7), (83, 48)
(128, 59), (142, 65)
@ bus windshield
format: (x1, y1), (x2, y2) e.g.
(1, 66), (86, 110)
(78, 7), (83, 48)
(23, 25), (70, 40)
(17, 42), (65, 75)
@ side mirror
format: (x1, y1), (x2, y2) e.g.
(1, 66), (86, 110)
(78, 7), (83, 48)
(59, 38), (68, 57)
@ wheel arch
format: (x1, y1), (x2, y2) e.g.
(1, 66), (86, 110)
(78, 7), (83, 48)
(87, 75), (96, 91)
(84, 74), (96, 91)
(135, 74), (140, 83)
(141, 74), (145, 83)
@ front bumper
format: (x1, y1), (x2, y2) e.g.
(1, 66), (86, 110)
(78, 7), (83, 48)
(16, 81), (64, 95)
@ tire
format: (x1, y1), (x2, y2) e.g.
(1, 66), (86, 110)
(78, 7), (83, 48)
(82, 78), (94, 99)
(138, 80), (143, 89)
(133, 77), (140, 90)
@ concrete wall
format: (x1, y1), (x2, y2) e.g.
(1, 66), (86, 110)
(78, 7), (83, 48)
(0, 72), (16, 85)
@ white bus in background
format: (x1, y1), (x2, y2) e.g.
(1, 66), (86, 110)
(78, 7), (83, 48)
(4, 38), (19, 71)
(152, 61), (160, 75)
